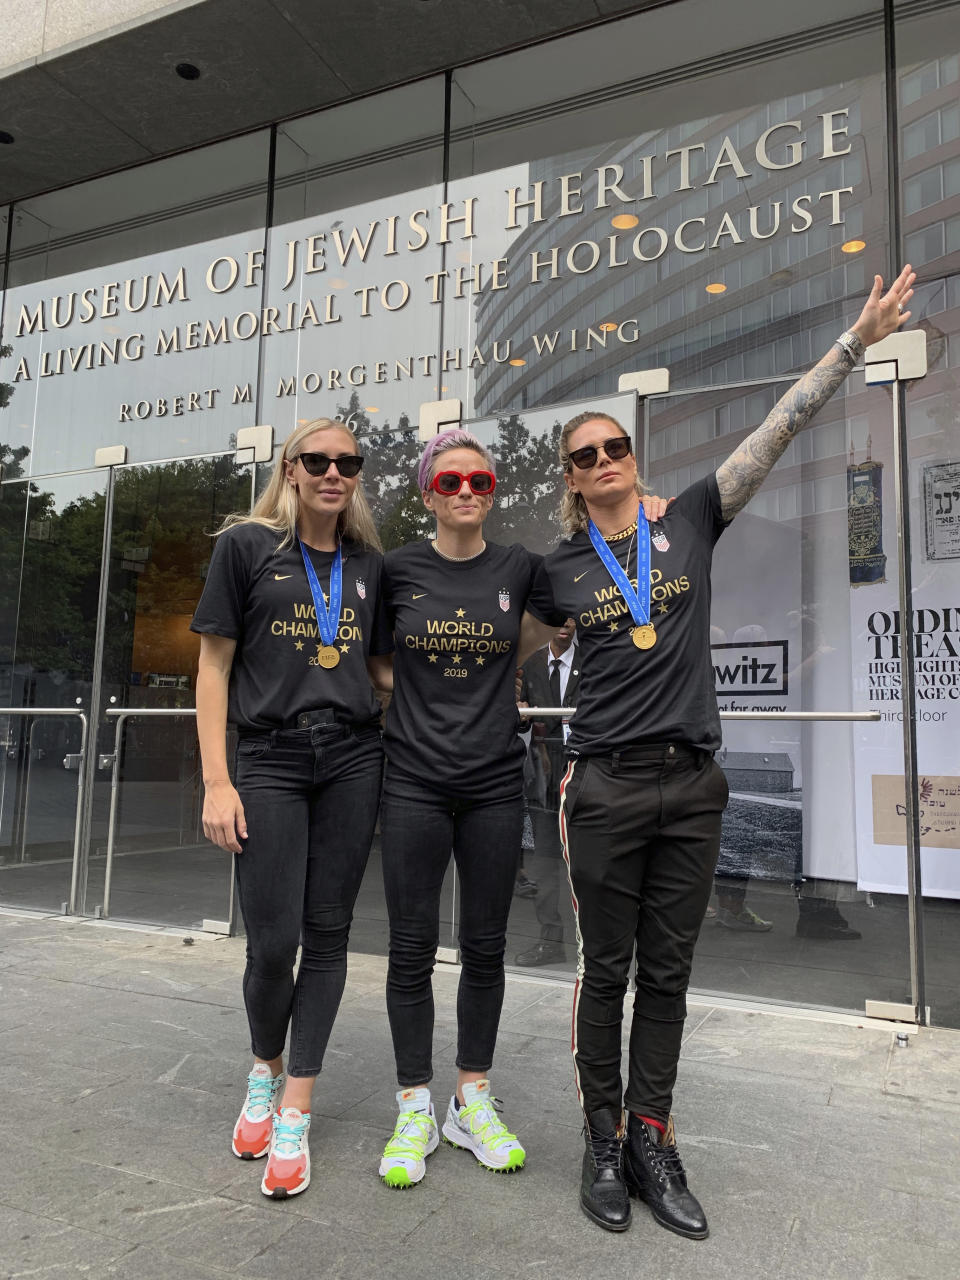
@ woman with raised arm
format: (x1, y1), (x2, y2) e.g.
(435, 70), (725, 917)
(191, 417), (392, 1201)
(375, 426), (666, 1191)
(518, 267), (915, 1240)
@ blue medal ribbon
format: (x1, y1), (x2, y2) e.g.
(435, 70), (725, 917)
(298, 536), (342, 649)
(587, 504), (651, 629)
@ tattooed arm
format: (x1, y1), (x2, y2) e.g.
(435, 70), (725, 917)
(716, 266), (916, 521)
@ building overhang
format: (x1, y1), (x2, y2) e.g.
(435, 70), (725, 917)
(0, 0), (665, 205)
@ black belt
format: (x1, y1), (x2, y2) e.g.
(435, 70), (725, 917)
(293, 708), (338, 729)
(584, 742), (711, 771)
(615, 742), (699, 761)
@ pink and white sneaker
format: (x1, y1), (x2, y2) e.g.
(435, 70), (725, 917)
(261, 1106), (311, 1198)
(232, 1064), (284, 1160)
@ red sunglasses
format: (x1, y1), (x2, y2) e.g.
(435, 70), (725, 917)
(430, 470), (497, 496)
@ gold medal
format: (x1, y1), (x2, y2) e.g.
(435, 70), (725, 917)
(316, 644), (341, 669)
(632, 624), (656, 650)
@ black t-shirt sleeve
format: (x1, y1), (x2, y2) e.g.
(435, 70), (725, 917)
(526, 556), (566, 627)
(190, 529), (247, 639)
(671, 473), (729, 545)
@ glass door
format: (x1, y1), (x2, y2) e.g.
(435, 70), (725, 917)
(645, 374), (913, 1016)
(0, 467), (106, 913)
(83, 453), (254, 930)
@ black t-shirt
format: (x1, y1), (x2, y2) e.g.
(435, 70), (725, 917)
(527, 476), (728, 755)
(190, 522), (392, 731)
(383, 540), (539, 797)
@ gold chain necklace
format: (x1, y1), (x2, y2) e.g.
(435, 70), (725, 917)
(430, 539), (486, 562)
(604, 521), (638, 542)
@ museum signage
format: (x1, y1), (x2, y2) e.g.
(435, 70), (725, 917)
(1, 111), (862, 424)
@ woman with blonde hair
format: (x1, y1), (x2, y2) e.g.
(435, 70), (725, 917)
(192, 416), (392, 1200)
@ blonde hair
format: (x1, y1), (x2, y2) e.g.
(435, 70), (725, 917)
(218, 418), (381, 551)
(558, 410), (645, 536)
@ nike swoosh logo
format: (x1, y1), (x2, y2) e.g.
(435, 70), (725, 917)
(574, 572), (589, 583)
(274, 574), (293, 581)
(412, 592), (427, 600)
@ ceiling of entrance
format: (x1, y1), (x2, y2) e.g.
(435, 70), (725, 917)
(0, 0), (666, 205)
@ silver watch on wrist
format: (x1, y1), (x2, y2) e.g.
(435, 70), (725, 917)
(836, 329), (865, 362)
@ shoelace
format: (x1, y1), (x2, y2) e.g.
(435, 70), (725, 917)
(272, 1114), (308, 1157)
(645, 1132), (686, 1180)
(459, 1096), (517, 1151)
(245, 1073), (279, 1119)
(585, 1128), (622, 1171)
(384, 1109), (435, 1159)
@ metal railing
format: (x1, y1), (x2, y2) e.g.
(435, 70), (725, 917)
(94, 705), (880, 929)
(523, 708), (882, 721)
(99, 707), (217, 924)
(1, 707), (89, 912)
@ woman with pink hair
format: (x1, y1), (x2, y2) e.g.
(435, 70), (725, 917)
(374, 427), (664, 1191)
(375, 427), (533, 1189)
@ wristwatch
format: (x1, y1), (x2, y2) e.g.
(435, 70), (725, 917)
(836, 329), (865, 362)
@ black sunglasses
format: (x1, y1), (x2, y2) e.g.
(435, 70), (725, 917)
(295, 452), (364, 478)
(567, 435), (632, 470)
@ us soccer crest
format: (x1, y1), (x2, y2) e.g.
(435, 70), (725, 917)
(499, 588), (510, 612)
(355, 578), (366, 600)
(651, 527), (670, 553)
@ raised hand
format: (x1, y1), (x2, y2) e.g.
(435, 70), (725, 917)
(714, 265), (917, 521)
(851, 264), (915, 347)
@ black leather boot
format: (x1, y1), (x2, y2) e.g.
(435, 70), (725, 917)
(623, 1113), (708, 1239)
(796, 896), (862, 940)
(580, 1108), (631, 1232)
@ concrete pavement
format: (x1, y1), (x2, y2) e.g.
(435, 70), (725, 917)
(1, 910), (959, 1280)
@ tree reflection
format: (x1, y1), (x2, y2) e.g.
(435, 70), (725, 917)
(0, 450), (249, 702)
(336, 391), (564, 553)
(0, 400), (565, 701)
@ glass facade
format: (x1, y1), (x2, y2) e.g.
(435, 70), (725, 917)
(1, 0), (958, 1022)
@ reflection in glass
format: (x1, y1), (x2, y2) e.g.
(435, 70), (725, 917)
(262, 80), (447, 448)
(465, 393), (638, 554)
(449, 2), (887, 418)
(0, 133), (270, 474)
(644, 379), (913, 1011)
(83, 456), (253, 928)
(0, 468), (106, 910)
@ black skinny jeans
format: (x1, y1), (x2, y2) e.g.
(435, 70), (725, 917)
(233, 723), (383, 1078)
(380, 765), (522, 1087)
(559, 744), (728, 1122)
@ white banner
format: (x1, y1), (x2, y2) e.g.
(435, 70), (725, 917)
(850, 458), (960, 898)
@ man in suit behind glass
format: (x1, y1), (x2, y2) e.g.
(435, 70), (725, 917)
(516, 619), (579, 966)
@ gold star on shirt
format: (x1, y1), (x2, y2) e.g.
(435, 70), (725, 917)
(294, 640), (304, 651)
(476, 656), (485, 667)
(609, 621), (619, 632)
(455, 608), (466, 618)
(339, 643), (350, 654)
(658, 603), (669, 615)
(428, 653), (438, 664)
(452, 654), (462, 664)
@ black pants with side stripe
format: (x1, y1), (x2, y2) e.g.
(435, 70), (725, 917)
(559, 744), (728, 1123)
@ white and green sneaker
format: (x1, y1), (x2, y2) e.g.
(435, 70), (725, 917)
(379, 1087), (439, 1189)
(441, 1079), (525, 1173)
